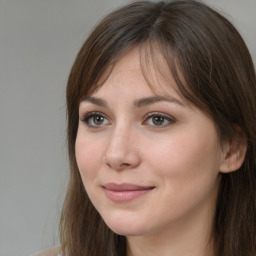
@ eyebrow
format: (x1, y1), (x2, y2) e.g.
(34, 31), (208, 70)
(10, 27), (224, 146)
(81, 95), (184, 108)
(81, 96), (108, 107)
(134, 95), (184, 107)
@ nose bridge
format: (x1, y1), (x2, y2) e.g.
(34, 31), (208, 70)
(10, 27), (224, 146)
(107, 121), (133, 156)
(104, 120), (140, 169)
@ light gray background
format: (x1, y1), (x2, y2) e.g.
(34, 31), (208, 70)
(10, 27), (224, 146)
(0, 1), (255, 256)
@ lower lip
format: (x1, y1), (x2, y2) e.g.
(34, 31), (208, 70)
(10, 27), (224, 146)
(104, 188), (153, 203)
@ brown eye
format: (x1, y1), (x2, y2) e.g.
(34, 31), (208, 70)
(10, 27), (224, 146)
(143, 113), (175, 128)
(81, 112), (110, 128)
(152, 116), (165, 126)
(93, 116), (105, 125)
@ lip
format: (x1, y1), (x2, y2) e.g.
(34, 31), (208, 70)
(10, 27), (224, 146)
(103, 183), (155, 203)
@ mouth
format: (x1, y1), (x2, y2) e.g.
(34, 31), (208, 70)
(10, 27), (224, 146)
(103, 183), (155, 203)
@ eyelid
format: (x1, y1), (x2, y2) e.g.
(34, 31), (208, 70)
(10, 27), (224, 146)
(79, 110), (175, 129)
(80, 111), (111, 128)
(143, 112), (176, 127)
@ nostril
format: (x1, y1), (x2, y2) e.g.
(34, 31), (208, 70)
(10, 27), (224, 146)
(119, 163), (131, 168)
(103, 138), (141, 170)
(106, 161), (131, 170)
(121, 163), (130, 166)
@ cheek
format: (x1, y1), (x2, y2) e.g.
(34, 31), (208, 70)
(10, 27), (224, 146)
(75, 136), (106, 209)
(145, 127), (221, 191)
(75, 134), (103, 180)
(146, 132), (221, 219)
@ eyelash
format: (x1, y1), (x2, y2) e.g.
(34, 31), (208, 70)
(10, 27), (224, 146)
(143, 112), (175, 128)
(80, 112), (110, 128)
(80, 111), (175, 128)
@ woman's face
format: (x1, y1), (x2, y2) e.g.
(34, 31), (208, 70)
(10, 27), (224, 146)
(75, 48), (227, 238)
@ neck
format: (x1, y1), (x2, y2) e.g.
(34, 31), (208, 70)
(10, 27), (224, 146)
(126, 195), (217, 256)
(126, 228), (214, 256)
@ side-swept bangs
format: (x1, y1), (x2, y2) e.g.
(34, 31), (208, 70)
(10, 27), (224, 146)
(62, 2), (256, 256)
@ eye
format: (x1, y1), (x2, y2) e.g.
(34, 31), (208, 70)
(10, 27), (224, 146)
(81, 112), (110, 128)
(143, 112), (175, 128)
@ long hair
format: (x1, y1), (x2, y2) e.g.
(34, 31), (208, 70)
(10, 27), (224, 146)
(59, 1), (256, 255)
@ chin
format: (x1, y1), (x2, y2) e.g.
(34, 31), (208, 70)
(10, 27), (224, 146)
(109, 225), (145, 237)
(102, 212), (149, 236)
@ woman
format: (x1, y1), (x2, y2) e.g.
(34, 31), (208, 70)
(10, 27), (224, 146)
(43, 1), (256, 255)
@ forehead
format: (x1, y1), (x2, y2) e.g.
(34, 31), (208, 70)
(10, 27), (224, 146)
(92, 46), (185, 102)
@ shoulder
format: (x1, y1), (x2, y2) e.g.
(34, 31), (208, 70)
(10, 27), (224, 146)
(31, 247), (61, 256)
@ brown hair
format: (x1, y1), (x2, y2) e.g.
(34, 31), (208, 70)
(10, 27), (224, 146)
(60, 1), (256, 255)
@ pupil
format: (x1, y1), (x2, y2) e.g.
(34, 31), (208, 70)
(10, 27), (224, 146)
(94, 116), (104, 124)
(153, 116), (164, 125)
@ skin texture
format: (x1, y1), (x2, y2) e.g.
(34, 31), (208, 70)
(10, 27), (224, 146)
(75, 48), (237, 256)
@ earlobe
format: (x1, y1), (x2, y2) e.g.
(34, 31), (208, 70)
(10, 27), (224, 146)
(219, 131), (247, 173)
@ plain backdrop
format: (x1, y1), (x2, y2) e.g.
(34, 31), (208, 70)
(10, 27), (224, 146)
(0, 1), (255, 256)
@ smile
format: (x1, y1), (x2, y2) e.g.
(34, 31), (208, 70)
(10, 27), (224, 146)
(103, 183), (155, 203)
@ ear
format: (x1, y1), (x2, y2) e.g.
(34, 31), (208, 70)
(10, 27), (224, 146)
(219, 128), (247, 173)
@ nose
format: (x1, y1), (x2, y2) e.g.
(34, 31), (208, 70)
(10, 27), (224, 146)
(103, 125), (141, 170)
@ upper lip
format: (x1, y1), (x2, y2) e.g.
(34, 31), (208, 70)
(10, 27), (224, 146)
(103, 183), (155, 191)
